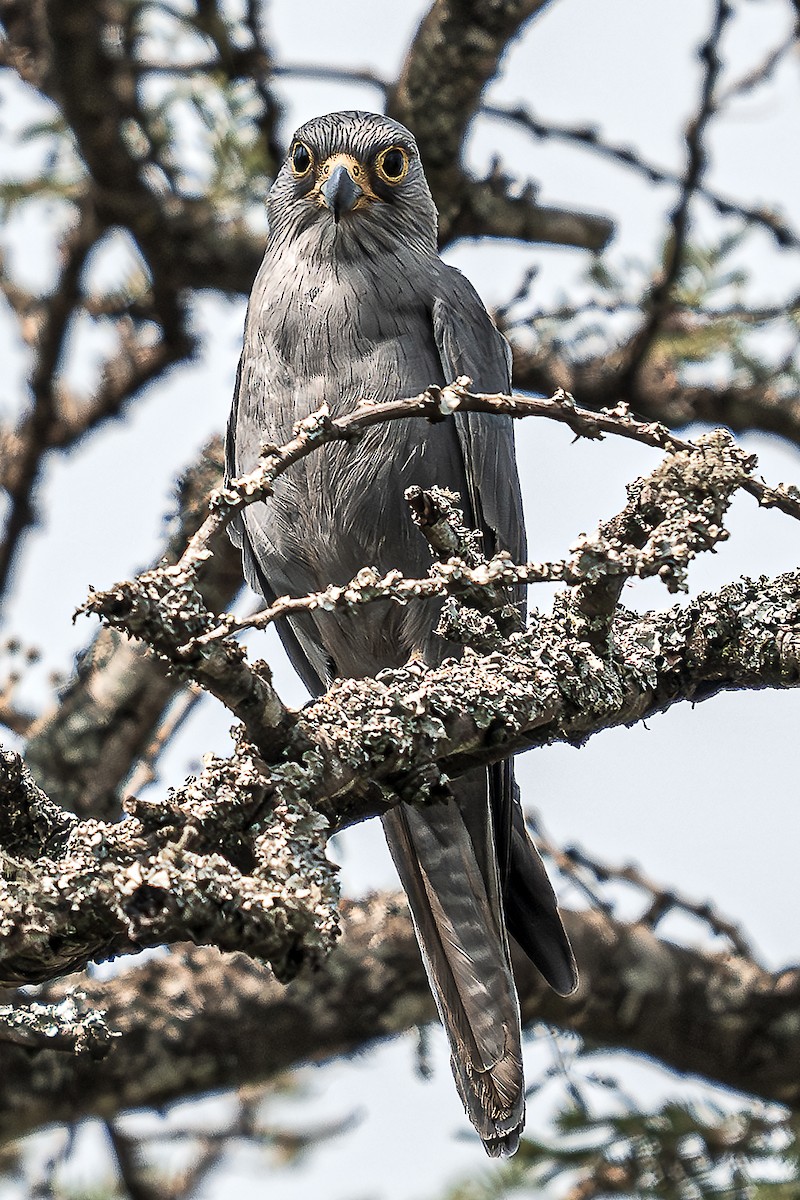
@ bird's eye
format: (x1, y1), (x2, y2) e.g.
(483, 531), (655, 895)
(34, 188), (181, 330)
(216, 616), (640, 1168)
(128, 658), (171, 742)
(290, 141), (313, 177)
(376, 146), (409, 184)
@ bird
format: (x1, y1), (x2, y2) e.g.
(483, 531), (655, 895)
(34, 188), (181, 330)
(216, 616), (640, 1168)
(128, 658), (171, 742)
(226, 110), (577, 1156)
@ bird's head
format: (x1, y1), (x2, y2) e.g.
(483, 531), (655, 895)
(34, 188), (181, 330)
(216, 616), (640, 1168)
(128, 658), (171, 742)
(266, 111), (439, 258)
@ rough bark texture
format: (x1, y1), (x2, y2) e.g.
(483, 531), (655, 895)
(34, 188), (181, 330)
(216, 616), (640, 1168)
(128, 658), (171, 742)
(2, 561), (798, 988)
(391, 0), (613, 247)
(1, 897), (798, 1145)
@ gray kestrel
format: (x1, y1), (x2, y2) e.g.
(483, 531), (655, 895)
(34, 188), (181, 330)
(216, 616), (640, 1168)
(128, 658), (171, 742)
(226, 110), (577, 1156)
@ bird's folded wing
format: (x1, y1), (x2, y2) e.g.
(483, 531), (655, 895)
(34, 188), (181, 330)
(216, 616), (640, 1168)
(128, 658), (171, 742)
(432, 280), (577, 998)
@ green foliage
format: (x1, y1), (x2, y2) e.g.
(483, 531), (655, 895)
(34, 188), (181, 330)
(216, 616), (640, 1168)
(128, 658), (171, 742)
(133, 2), (275, 219)
(509, 227), (800, 399)
(442, 1095), (800, 1200)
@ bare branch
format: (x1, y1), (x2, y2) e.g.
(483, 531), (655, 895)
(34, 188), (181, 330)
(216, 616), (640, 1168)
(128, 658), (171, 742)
(272, 60), (389, 94)
(389, 0), (613, 250)
(210, 384), (800, 535)
(557, 842), (757, 962)
(621, 0), (734, 390)
(483, 103), (800, 252)
(446, 168), (614, 252)
(718, 27), (799, 104)
(0, 201), (99, 598)
(512, 344), (800, 454)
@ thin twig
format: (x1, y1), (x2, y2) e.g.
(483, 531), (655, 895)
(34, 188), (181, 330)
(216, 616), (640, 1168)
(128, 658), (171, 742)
(132, 56), (389, 96)
(124, 684), (205, 797)
(209, 384), (800, 546)
(482, 99), (799, 253)
(272, 61), (389, 94)
(0, 201), (98, 600)
(562, 844), (758, 962)
(622, 0), (734, 387)
(718, 29), (798, 104)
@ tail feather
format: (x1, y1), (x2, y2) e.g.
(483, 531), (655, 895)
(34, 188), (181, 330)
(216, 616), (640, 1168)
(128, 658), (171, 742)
(505, 777), (578, 997)
(382, 779), (525, 1156)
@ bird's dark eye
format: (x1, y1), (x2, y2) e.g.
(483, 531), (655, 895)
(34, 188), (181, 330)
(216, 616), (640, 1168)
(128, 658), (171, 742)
(376, 146), (409, 184)
(290, 141), (312, 177)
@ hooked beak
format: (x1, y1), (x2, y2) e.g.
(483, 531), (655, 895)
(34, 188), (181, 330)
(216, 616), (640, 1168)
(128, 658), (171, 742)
(320, 164), (362, 222)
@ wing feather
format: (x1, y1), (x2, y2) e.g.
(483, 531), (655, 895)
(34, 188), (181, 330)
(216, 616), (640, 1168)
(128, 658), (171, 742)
(432, 272), (577, 997)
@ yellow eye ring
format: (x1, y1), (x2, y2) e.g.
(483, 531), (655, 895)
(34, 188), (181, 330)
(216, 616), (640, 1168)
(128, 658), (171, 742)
(375, 145), (409, 184)
(290, 141), (313, 177)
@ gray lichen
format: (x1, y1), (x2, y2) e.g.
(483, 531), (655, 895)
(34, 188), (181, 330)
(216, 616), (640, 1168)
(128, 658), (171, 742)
(0, 740), (338, 986)
(1, 401), (798, 992)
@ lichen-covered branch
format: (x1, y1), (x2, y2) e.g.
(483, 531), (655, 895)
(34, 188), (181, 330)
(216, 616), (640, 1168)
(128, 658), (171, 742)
(0, 993), (118, 1057)
(0, 377), (784, 988)
(77, 386), (799, 774)
(296, 567), (800, 831)
(4, 561), (798, 986)
(0, 744), (338, 985)
(80, 558), (297, 761)
(1, 896), (798, 1145)
(198, 423), (749, 654)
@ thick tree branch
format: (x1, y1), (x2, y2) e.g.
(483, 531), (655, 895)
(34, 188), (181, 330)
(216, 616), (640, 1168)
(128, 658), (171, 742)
(0, 741), (339, 985)
(1, 896), (798, 1145)
(391, 0), (613, 249)
(447, 171), (613, 252)
(391, 0), (551, 180)
(4, 560), (799, 986)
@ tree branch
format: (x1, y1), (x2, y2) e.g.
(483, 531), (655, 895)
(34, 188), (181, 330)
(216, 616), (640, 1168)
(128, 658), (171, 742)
(1, 896), (798, 1145)
(511, 344), (800, 452)
(620, 0), (734, 389)
(0, 740), (339, 986)
(4, 558), (799, 987)
(24, 439), (243, 820)
(0, 201), (99, 598)
(390, 0), (613, 249)
(483, 102), (800, 253)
